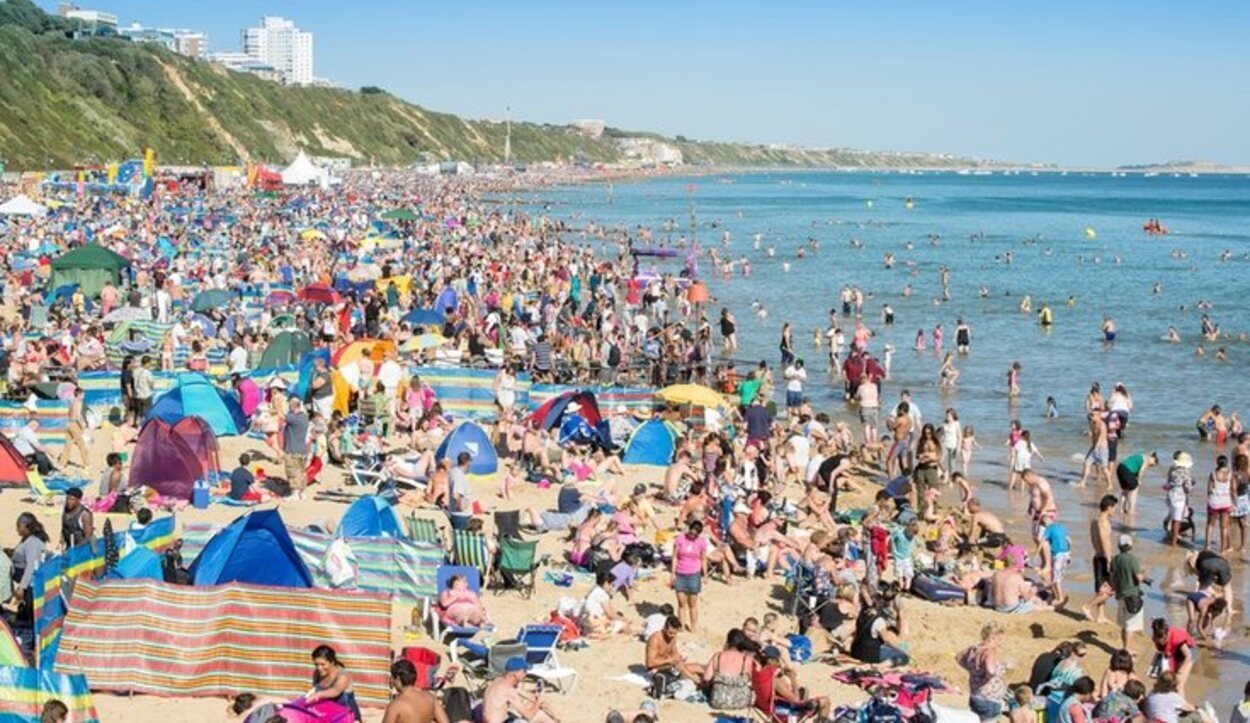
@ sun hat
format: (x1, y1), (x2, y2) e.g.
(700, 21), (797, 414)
(1174, 452), (1194, 469)
(1119, 533), (1134, 548)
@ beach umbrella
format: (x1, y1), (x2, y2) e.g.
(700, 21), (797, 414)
(298, 282), (341, 305)
(265, 289), (297, 307)
(299, 228), (326, 240)
(401, 308), (447, 327)
(103, 306), (151, 323)
(434, 286), (457, 315)
(190, 289), (234, 312)
(380, 208), (418, 222)
(189, 313), (218, 337)
(268, 314), (297, 331)
(401, 333), (448, 353)
(656, 383), (727, 408)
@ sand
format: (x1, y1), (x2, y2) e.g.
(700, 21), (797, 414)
(0, 426), (1139, 723)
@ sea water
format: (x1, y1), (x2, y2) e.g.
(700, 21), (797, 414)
(522, 170), (1250, 706)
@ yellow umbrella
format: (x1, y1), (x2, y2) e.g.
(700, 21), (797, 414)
(401, 333), (448, 353)
(656, 383), (726, 408)
(299, 228), (326, 240)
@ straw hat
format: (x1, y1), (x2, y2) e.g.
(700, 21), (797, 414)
(1174, 452), (1194, 469)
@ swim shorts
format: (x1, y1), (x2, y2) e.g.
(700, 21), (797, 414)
(1116, 464), (1139, 492)
(1086, 446), (1109, 467)
(997, 600), (1034, 614)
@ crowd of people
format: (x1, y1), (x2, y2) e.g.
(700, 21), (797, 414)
(1, 166), (1248, 723)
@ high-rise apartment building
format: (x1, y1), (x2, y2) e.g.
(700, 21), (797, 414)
(242, 16), (313, 86)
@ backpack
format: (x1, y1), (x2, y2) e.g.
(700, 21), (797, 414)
(648, 666), (682, 700)
(607, 343), (621, 368)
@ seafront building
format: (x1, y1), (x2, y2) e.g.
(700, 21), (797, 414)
(118, 23), (207, 58)
(242, 16), (314, 86)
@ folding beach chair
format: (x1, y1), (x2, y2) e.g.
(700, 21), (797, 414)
(493, 510), (525, 541)
(451, 528), (491, 577)
(491, 536), (541, 599)
(348, 455), (386, 487)
(787, 561), (832, 635)
(450, 638), (526, 693)
(427, 565), (485, 644)
(517, 624), (579, 693)
(405, 513), (444, 549)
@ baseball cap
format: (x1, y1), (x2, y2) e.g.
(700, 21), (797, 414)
(504, 657), (530, 673)
(763, 646), (782, 660)
(1119, 533), (1134, 548)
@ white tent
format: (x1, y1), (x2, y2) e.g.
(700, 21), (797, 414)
(0, 194), (48, 217)
(280, 152), (331, 187)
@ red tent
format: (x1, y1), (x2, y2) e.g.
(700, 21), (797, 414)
(0, 432), (29, 486)
(297, 283), (341, 305)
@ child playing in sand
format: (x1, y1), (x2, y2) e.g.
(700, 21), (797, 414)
(499, 460), (522, 500)
(890, 520), (920, 589)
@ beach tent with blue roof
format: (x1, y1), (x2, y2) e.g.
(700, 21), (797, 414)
(622, 419), (678, 466)
(188, 509), (313, 588)
(338, 496), (406, 539)
(146, 373), (247, 436)
(435, 422), (499, 479)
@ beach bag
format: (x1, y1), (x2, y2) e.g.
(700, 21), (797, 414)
(648, 666), (682, 700)
(401, 647), (441, 689)
(324, 538), (358, 588)
(548, 610), (582, 644)
(788, 634), (812, 663)
(1123, 592), (1144, 616)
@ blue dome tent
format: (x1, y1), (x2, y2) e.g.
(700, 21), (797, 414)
(188, 509), (313, 588)
(622, 420), (678, 466)
(435, 422), (499, 479)
(338, 496), (406, 539)
(146, 373), (247, 436)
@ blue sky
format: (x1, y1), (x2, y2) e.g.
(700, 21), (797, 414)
(41, 1), (1250, 166)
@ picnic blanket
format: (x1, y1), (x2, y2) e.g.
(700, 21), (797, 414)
(54, 578), (392, 706)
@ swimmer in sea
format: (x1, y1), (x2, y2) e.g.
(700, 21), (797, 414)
(1007, 362), (1022, 398)
(1020, 295), (1033, 314)
(1102, 316), (1117, 343)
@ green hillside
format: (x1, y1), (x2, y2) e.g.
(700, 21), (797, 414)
(0, 0), (986, 171)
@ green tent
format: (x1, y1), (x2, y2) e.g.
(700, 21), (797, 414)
(49, 245), (130, 297)
(258, 330), (312, 369)
(380, 208), (418, 222)
(190, 289), (235, 312)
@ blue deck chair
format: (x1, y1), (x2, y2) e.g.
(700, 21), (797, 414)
(518, 624), (579, 693)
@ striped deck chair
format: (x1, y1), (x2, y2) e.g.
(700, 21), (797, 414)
(406, 514), (444, 548)
(451, 529), (491, 577)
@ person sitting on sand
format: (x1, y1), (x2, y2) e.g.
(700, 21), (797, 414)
(645, 614), (704, 682)
(438, 574), (491, 628)
(581, 570), (637, 638)
(383, 659), (449, 723)
(306, 645), (363, 722)
(226, 692), (283, 722)
(756, 645), (833, 720)
(991, 558), (1053, 614)
(481, 658), (559, 723)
